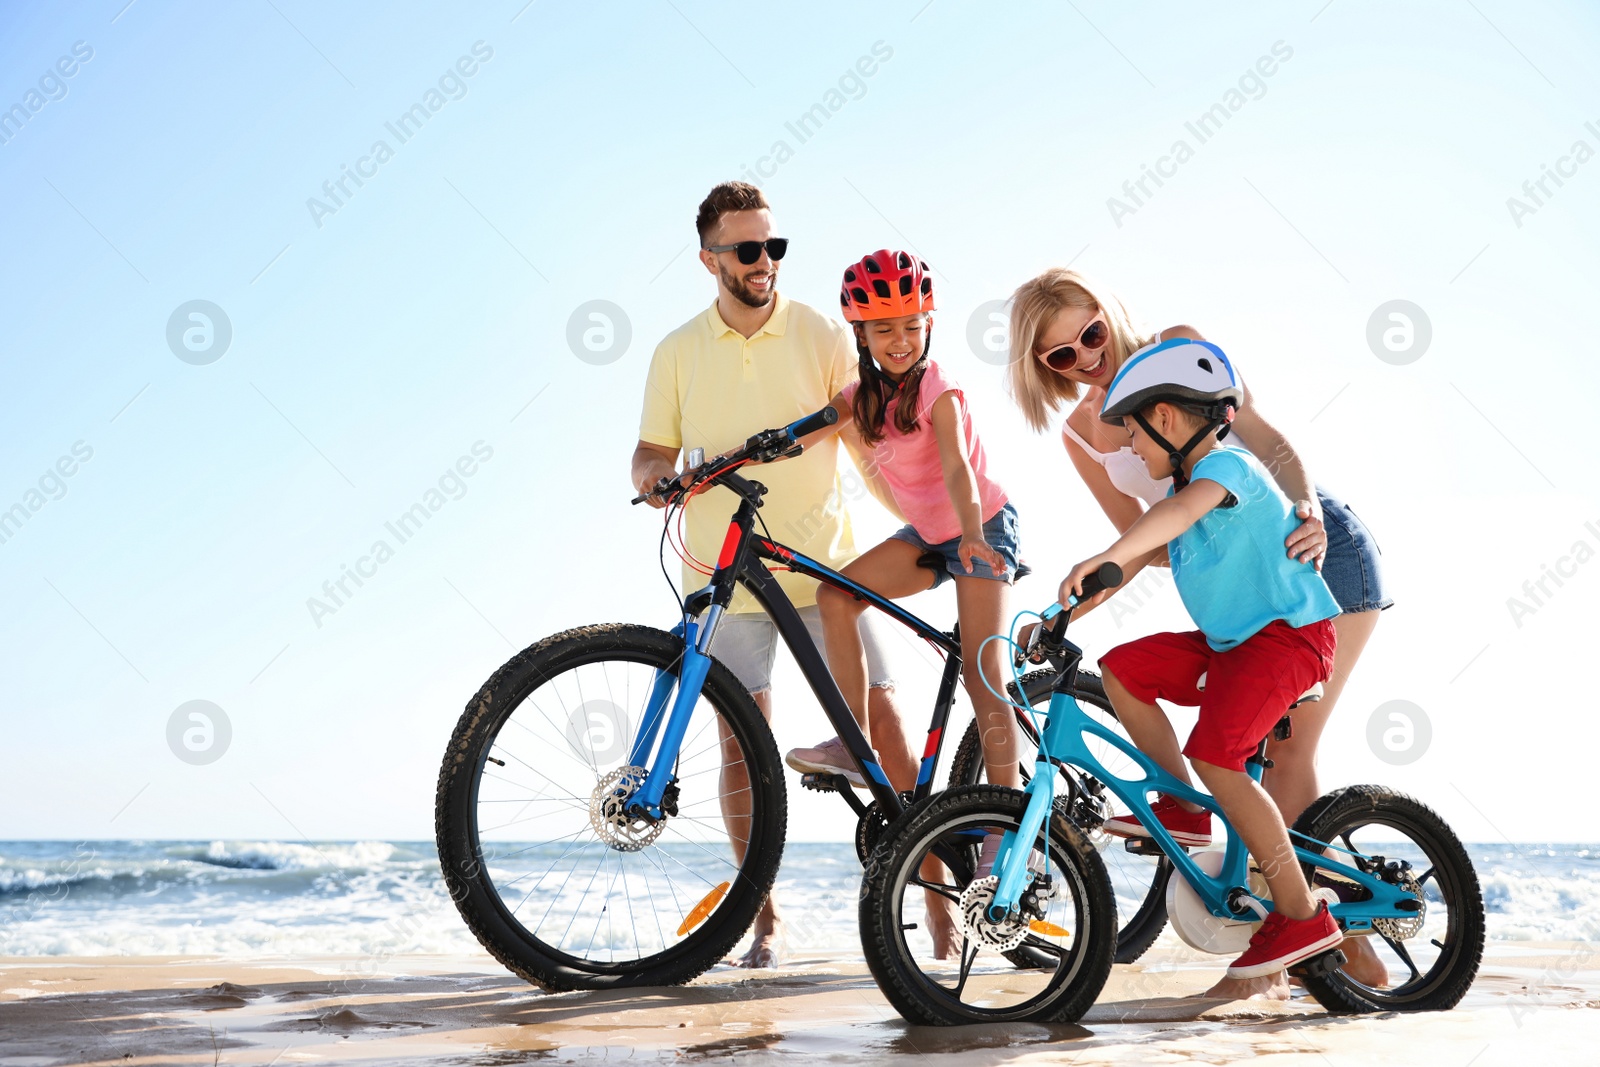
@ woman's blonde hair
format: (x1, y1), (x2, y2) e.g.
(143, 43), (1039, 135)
(1006, 268), (1155, 433)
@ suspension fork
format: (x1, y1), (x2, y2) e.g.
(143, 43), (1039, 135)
(627, 502), (756, 819)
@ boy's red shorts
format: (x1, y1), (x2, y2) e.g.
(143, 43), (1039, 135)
(1098, 618), (1337, 772)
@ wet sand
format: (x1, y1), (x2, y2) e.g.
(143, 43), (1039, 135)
(1, 940), (1595, 1065)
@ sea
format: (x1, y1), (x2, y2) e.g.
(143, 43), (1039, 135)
(1, 840), (1595, 958)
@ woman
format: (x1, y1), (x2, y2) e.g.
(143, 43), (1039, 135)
(1006, 267), (1391, 998)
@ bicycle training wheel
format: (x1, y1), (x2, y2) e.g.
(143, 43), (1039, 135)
(1291, 784), (1484, 1013)
(949, 669), (1172, 964)
(860, 784), (1116, 1025)
(435, 623), (786, 990)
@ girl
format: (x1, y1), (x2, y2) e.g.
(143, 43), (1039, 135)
(1004, 267), (1391, 996)
(787, 248), (1023, 812)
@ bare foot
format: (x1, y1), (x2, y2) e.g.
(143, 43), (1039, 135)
(727, 907), (787, 969)
(1202, 970), (1293, 1001)
(730, 929), (786, 969)
(1338, 934), (1390, 987)
(925, 889), (963, 960)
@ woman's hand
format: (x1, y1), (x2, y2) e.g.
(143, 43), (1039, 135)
(958, 536), (1005, 575)
(1059, 553), (1117, 609)
(1285, 499), (1327, 570)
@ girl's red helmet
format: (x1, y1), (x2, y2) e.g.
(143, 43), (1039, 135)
(840, 249), (936, 321)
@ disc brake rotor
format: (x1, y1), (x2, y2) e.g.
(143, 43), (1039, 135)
(957, 876), (1030, 953)
(1373, 868), (1426, 940)
(588, 765), (664, 852)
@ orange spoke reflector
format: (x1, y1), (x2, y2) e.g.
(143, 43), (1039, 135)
(677, 881), (731, 937)
(1029, 919), (1071, 938)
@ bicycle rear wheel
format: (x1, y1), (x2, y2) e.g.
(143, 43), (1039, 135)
(1291, 785), (1484, 1013)
(949, 669), (1171, 964)
(435, 623), (785, 990)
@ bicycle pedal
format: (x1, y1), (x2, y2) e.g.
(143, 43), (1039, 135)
(1288, 948), (1347, 979)
(1123, 837), (1176, 856)
(800, 773), (850, 794)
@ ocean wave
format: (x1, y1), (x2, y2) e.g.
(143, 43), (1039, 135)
(3, 841), (1596, 957)
(194, 840), (397, 871)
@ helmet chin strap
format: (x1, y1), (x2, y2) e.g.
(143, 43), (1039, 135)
(1131, 407), (1233, 490)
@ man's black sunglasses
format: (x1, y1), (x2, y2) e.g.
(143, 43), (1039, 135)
(704, 238), (789, 265)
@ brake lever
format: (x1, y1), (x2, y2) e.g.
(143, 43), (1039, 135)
(631, 476), (677, 506)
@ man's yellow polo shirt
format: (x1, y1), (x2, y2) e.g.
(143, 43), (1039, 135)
(639, 293), (858, 613)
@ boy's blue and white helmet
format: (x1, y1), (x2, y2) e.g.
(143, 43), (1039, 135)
(1099, 338), (1243, 488)
(1100, 338), (1242, 427)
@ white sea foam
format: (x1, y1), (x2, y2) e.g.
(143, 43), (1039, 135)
(0, 840), (1593, 957)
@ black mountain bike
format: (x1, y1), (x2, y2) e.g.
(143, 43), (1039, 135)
(434, 407), (1164, 990)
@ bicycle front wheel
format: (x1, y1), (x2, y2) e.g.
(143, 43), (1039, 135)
(435, 623), (786, 990)
(860, 784), (1117, 1025)
(948, 669), (1171, 964)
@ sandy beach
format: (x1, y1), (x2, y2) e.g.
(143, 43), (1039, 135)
(3, 939), (1595, 1066)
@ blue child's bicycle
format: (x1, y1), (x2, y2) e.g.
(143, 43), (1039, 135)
(858, 568), (1486, 1023)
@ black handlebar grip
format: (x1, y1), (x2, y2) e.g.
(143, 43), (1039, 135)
(1078, 561), (1124, 601)
(785, 406), (839, 441)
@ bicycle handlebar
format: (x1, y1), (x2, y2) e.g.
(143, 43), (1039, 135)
(1045, 561), (1124, 617)
(783, 405), (838, 440)
(1022, 562), (1123, 664)
(631, 405), (838, 506)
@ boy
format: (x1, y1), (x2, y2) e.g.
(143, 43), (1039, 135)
(1059, 338), (1342, 979)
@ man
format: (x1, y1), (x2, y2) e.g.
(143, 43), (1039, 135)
(632, 181), (914, 968)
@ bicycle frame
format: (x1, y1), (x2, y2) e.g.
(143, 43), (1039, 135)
(987, 639), (1416, 936)
(623, 477), (966, 824)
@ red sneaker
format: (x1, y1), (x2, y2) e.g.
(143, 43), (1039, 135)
(1101, 796), (1213, 847)
(1226, 901), (1343, 979)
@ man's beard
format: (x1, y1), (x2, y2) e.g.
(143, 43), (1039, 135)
(718, 262), (775, 309)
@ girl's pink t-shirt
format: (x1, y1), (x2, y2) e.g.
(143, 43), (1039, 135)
(841, 360), (1008, 544)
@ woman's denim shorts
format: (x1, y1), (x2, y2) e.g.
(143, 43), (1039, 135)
(889, 501), (1021, 589)
(1317, 486), (1393, 614)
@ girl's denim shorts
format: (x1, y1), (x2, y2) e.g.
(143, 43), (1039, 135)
(889, 501), (1021, 589)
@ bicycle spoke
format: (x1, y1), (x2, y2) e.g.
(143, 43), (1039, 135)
(1016, 933), (1069, 959)
(1379, 931), (1423, 984)
(651, 835), (731, 888)
(952, 939), (979, 997)
(660, 821), (744, 872)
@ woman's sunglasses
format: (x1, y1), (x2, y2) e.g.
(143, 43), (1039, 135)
(704, 238), (789, 265)
(1036, 316), (1109, 371)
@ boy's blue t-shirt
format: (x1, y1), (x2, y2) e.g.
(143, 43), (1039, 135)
(1167, 445), (1341, 651)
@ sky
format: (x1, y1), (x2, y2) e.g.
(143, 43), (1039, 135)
(3, 1), (1598, 844)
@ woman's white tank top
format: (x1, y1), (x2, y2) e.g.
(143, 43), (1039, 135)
(1060, 418), (1171, 507)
